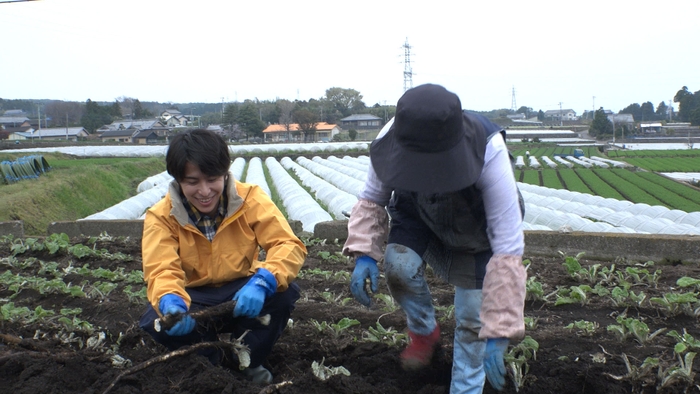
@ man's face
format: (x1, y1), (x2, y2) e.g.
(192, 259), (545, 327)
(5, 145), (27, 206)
(179, 162), (226, 217)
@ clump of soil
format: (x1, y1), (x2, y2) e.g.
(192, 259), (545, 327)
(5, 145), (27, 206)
(0, 235), (699, 393)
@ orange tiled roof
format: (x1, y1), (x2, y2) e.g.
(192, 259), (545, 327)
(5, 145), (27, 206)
(263, 122), (337, 133)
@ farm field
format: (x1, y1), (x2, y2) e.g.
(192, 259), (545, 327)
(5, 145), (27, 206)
(514, 168), (700, 213)
(1, 234), (700, 393)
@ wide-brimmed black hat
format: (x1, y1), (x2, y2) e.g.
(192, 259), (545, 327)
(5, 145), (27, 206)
(370, 84), (486, 193)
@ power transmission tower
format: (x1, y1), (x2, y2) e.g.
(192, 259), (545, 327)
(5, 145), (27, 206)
(511, 86), (517, 111)
(402, 38), (413, 92)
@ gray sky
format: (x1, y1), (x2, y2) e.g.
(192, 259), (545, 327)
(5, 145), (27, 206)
(2, 0), (698, 115)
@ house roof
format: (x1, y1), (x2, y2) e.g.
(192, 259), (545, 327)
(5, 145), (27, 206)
(263, 122), (339, 133)
(609, 114), (635, 123)
(31, 127), (89, 138)
(340, 114), (381, 121)
(100, 128), (138, 138)
(133, 129), (159, 138)
(3, 110), (27, 116)
(161, 109), (182, 116)
(98, 119), (164, 131)
(544, 109), (576, 115)
(3, 126), (33, 133)
(0, 116), (30, 124)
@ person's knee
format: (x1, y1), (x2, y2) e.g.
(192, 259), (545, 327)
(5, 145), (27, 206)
(385, 243), (423, 283)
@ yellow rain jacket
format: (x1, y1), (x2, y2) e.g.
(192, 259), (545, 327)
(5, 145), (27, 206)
(142, 176), (307, 313)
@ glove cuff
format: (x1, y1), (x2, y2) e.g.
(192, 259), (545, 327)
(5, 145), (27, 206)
(253, 268), (277, 297)
(159, 293), (187, 313)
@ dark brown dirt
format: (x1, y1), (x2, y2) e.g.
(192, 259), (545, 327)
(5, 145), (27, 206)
(1, 235), (699, 394)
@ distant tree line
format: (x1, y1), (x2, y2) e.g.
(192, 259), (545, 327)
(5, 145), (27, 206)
(673, 86), (700, 125)
(3, 85), (698, 138)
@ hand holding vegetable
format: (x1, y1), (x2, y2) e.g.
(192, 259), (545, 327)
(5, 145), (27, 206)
(350, 255), (379, 307)
(158, 294), (195, 336)
(233, 268), (277, 318)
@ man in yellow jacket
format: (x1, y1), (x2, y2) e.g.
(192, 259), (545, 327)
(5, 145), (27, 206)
(139, 129), (306, 384)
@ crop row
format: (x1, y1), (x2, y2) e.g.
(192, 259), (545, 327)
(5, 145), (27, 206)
(511, 146), (601, 158)
(607, 149), (700, 158)
(516, 168), (700, 212)
(621, 157), (700, 172)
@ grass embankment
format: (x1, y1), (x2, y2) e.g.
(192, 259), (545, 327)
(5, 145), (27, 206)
(0, 153), (166, 235)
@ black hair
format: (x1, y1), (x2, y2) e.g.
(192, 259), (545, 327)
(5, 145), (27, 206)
(165, 129), (231, 181)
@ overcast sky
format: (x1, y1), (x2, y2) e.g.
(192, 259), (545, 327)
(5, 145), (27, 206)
(2, 0), (698, 115)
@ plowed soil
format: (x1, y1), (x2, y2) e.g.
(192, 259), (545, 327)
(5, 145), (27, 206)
(1, 235), (699, 394)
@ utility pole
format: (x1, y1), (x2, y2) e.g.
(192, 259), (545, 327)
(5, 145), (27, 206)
(592, 96), (595, 120)
(38, 108), (42, 140)
(65, 113), (69, 140)
(559, 102), (563, 126)
(511, 86), (517, 112)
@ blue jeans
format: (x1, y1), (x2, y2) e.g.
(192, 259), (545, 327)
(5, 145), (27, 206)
(139, 278), (300, 368)
(384, 244), (487, 393)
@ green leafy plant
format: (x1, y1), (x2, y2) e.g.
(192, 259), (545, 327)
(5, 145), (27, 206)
(604, 353), (659, 387)
(657, 352), (696, 390)
(624, 266), (662, 288)
(26, 306), (56, 324)
(362, 322), (407, 346)
(629, 290), (647, 307)
(607, 316), (666, 344)
(667, 329), (700, 355)
(435, 304), (455, 323)
(318, 291), (352, 306)
(525, 276), (545, 301)
(309, 319), (331, 333)
(374, 293), (399, 313)
(37, 260), (60, 276)
(564, 320), (598, 336)
(43, 233), (71, 255)
(68, 244), (94, 259)
(524, 316), (538, 330)
(91, 267), (125, 282)
(86, 281), (118, 300)
(126, 270), (144, 284)
(123, 285), (147, 304)
(649, 292), (700, 317)
(504, 336), (539, 391)
(330, 317), (360, 338)
(0, 302), (32, 322)
(560, 251), (601, 284)
(596, 264), (618, 286)
(609, 286), (630, 307)
(316, 250), (347, 264)
(311, 357), (351, 381)
(57, 308), (94, 334)
(298, 268), (333, 280)
(676, 276), (700, 292)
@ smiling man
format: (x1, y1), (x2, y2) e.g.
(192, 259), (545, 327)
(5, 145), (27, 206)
(139, 128), (306, 384)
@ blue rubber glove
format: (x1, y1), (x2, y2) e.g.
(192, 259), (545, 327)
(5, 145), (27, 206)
(350, 256), (379, 307)
(158, 294), (196, 336)
(233, 268), (277, 318)
(484, 338), (509, 391)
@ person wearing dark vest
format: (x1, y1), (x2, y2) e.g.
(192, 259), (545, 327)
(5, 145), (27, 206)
(342, 84), (526, 393)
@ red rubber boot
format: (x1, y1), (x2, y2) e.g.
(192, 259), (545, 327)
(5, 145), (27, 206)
(400, 325), (441, 370)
